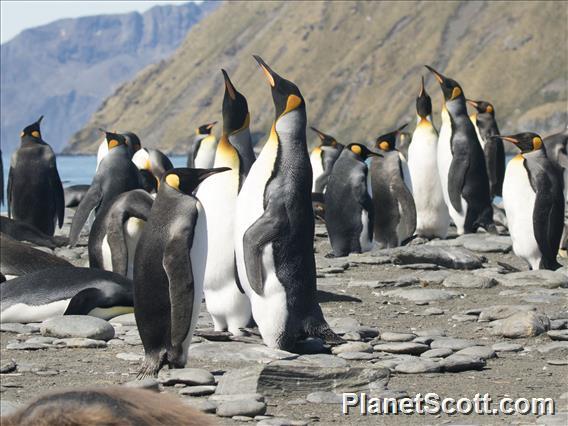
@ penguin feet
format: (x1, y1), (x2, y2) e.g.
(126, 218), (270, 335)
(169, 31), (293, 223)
(137, 352), (167, 379)
(303, 316), (344, 345)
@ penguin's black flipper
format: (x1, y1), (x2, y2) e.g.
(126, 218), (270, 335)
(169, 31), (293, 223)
(190, 138), (203, 168)
(393, 163), (417, 241)
(53, 166), (65, 228)
(68, 185), (103, 246)
(7, 164), (14, 218)
(448, 154), (469, 213)
(64, 287), (107, 315)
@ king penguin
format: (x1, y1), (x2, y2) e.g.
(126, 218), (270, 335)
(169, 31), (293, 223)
(234, 56), (341, 350)
(467, 99), (505, 199)
(407, 77), (451, 239)
(498, 133), (563, 270)
(425, 65), (495, 235)
(69, 131), (142, 246)
(134, 167), (229, 377)
(325, 143), (381, 257)
(132, 147), (173, 193)
(369, 124), (417, 248)
(309, 127), (343, 194)
(196, 69), (254, 336)
(187, 122), (218, 168)
(96, 131), (141, 170)
(7, 116), (64, 236)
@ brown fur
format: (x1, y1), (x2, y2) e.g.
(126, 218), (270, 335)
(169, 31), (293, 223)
(1, 386), (215, 426)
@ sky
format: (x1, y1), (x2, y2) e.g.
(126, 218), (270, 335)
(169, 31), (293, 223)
(0, 1), (191, 44)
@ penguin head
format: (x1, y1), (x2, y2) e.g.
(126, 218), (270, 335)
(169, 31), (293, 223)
(221, 69), (250, 135)
(493, 133), (544, 154)
(163, 167), (230, 194)
(425, 65), (464, 103)
(196, 122), (217, 136)
(310, 127), (339, 148)
(416, 77), (432, 119)
(346, 143), (382, 160)
(21, 116), (44, 141)
(374, 123), (408, 152)
(466, 99), (495, 116)
(100, 129), (127, 150)
(253, 55), (305, 119)
(123, 131), (142, 154)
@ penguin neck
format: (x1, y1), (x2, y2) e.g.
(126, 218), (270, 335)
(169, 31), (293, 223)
(20, 136), (42, 146)
(523, 149), (546, 161)
(416, 114), (433, 127)
(215, 134), (241, 171)
(275, 108), (307, 147)
(194, 134), (208, 143)
(107, 145), (130, 159)
(445, 98), (468, 119)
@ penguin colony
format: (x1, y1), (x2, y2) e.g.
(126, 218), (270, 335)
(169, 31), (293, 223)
(1, 59), (566, 379)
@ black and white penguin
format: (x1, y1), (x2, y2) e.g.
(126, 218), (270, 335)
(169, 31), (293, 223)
(187, 122), (218, 168)
(234, 56), (341, 350)
(467, 99), (505, 199)
(69, 131), (142, 246)
(0, 149), (4, 205)
(135, 167), (228, 377)
(1, 266), (133, 323)
(425, 65), (495, 234)
(498, 133), (564, 270)
(132, 147), (173, 193)
(325, 143), (380, 257)
(88, 189), (154, 279)
(7, 116), (64, 236)
(96, 130), (141, 170)
(369, 124), (417, 248)
(64, 184), (91, 208)
(0, 216), (58, 248)
(196, 69), (254, 336)
(407, 77), (450, 239)
(309, 127), (344, 194)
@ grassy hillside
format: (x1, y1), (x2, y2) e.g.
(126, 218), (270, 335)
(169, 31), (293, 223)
(65, 1), (567, 154)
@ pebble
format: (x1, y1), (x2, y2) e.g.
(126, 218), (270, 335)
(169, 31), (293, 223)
(331, 342), (372, 354)
(342, 331), (362, 341)
(546, 359), (568, 366)
(491, 342), (523, 352)
(25, 336), (55, 345)
(216, 399), (267, 417)
(107, 339), (125, 347)
(6, 342), (49, 350)
(391, 246), (485, 269)
(373, 342), (430, 355)
(550, 319), (568, 330)
(384, 288), (459, 303)
(440, 354), (486, 372)
(421, 348), (453, 358)
(41, 316), (115, 341)
(498, 311), (550, 338)
(209, 394), (265, 403)
(477, 305), (536, 322)
(116, 352), (144, 361)
(337, 352), (380, 360)
(412, 336), (435, 345)
(109, 313), (137, 326)
(547, 330), (568, 341)
(497, 270), (568, 289)
(52, 338), (107, 348)
(442, 272), (496, 289)
(414, 328), (446, 337)
(416, 307), (445, 316)
(452, 314), (478, 322)
(257, 418), (308, 426)
(232, 415), (254, 422)
(380, 332), (416, 342)
(124, 378), (160, 392)
(430, 338), (478, 351)
(454, 346), (496, 360)
(0, 323), (34, 334)
(394, 358), (441, 374)
(181, 398), (217, 413)
(328, 317), (360, 335)
(306, 391), (343, 404)
(34, 369), (59, 376)
(0, 360), (17, 374)
(158, 368), (215, 386)
(179, 385), (217, 396)
(537, 342), (568, 354)
(0, 400), (21, 417)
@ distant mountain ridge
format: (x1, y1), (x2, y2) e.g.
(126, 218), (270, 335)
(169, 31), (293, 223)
(1, 1), (217, 154)
(64, 1), (567, 155)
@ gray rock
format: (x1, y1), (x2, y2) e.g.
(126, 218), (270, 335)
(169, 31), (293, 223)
(181, 398), (217, 413)
(6, 342), (49, 350)
(394, 358), (441, 374)
(522, 294), (563, 304)
(478, 305), (536, 322)
(547, 330), (568, 341)
(209, 394), (264, 403)
(536, 411), (568, 426)
(412, 336), (435, 345)
(257, 418), (308, 426)
(331, 342), (372, 354)
(0, 400), (21, 417)
(421, 348), (453, 358)
(550, 319), (568, 330)
(416, 307), (445, 316)
(306, 391), (343, 404)
(492, 342), (524, 352)
(109, 313), (137, 326)
(107, 338), (125, 347)
(0, 360), (17, 374)
(373, 342), (430, 355)
(440, 354), (486, 372)
(348, 280), (380, 288)
(216, 400), (267, 418)
(454, 346), (496, 360)
(384, 288), (459, 303)
(179, 385), (217, 396)
(1, 323), (34, 334)
(41, 316), (115, 341)
(452, 314), (478, 322)
(295, 354), (348, 368)
(391, 246), (485, 269)
(230, 415), (254, 422)
(399, 263), (439, 270)
(498, 311), (550, 338)
(415, 328), (446, 337)
(116, 352), (144, 361)
(188, 342), (295, 364)
(380, 332), (416, 342)
(25, 336), (55, 345)
(430, 338), (478, 351)
(124, 378), (160, 392)
(537, 342), (568, 354)
(443, 272), (496, 289)
(413, 270), (453, 285)
(328, 317), (360, 335)
(458, 234), (512, 253)
(158, 368), (215, 386)
(53, 338), (107, 348)
(342, 331), (362, 341)
(338, 352), (380, 360)
(497, 270), (568, 289)
(348, 254), (391, 266)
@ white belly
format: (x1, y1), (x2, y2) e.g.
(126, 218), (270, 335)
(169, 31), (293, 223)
(1, 299), (70, 323)
(96, 139), (108, 171)
(194, 143), (217, 169)
(101, 235), (112, 271)
(503, 157), (541, 269)
(359, 209), (373, 252)
(310, 150), (324, 192)
(125, 218), (145, 279)
(409, 123), (451, 238)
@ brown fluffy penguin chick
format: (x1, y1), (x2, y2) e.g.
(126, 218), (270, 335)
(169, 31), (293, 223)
(2, 386), (215, 426)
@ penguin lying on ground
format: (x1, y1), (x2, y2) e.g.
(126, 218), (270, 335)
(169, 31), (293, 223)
(135, 167), (229, 377)
(0, 216), (60, 248)
(1, 266), (133, 323)
(64, 184), (91, 208)
(369, 124), (417, 248)
(309, 127), (343, 194)
(325, 144), (380, 257)
(132, 147), (173, 193)
(234, 56), (342, 350)
(498, 133), (564, 270)
(187, 122), (218, 168)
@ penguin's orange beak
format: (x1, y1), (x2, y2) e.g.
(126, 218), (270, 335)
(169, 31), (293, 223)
(499, 136), (518, 144)
(425, 65), (445, 84)
(221, 69), (237, 100)
(466, 99), (479, 108)
(253, 55), (275, 88)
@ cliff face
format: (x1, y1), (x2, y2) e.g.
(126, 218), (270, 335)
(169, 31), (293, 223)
(65, 1), (566, 154)
(0, 1), (217, 154)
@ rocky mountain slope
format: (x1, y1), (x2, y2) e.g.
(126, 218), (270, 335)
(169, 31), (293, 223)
(1, 1), (217, 154)
(66, 1), (567, 154)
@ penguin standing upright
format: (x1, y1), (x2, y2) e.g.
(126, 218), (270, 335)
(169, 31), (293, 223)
(309, 127), (343, 194)
(1, 149), (4, 205)
(408, 77), (451, 239)
(187, 122), (218, 168)
(196, 69), (254, 335)
(132, 148), (173, 193)
(467, 99), (505, 199)
(369, 124), (417, 248)
(325, 144), (380, 257)
(135, 167), (229, 377)
(96, 131), (141, 170)
(498, 133), (563, 270)
(234, 56), (341, 350)
(425, 66), (495, 234)
(7, 116), (64, 236)
(69, 131), (142, 246)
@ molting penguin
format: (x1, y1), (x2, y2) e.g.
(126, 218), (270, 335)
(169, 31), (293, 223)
(309, 127), (343, 194)
(498, 133), (564, 270)
(234, 56), (341, 350)
(425, 65), (495, 234)
(96, 130), (141, 170)
(132, 147), (174, 193)
(408, 77), (450, 239)
(88, 189), (154, 279)
(325, 144), (380, 257)
(69, 131), (142, 246)
(467, 99), (505, 199)
(135, 167), (229, 377)
(396, 131), (412, 161)
(1, 266), (133, 323)
(187, 122), (218, 168)
(7, 116), (64, 236)
(369, 124), (417, 248)
(196, 69), (254, 336)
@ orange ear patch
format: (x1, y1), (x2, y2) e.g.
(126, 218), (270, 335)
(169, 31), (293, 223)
(284, 95), (302, 114)
(31, 130), (40, 138)
(451, 87), (462, 100)
(108, 139), (119, 149)
(351, 145), (362, 155)
(532, 137), (543, 150)
(379, 141), (390, 151)
(165, 174), (180, 189)
(486, 105), (494, 113)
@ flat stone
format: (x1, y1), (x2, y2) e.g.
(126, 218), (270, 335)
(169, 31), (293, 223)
(0, 360), (17, 374)
(6, 342), (49, 350)
(452, 314), (478, 322)
(338, 352), (381, 360)
(257, 418), (308, 426)
(421, 348), (453, 358)
(380, 332), (416, 342)
(348, 254), (392, 266)
(25, 336), (55, 345)
(547, 330), (568, 341)
(384, 288), (459, 303)
(179, 385), (217, 396)
(458, 234), (512, 253)
(116, 352), (144, 361)
(391, 246), (485, 270)
(395, 358), (441, 374)
(295, 354), (348, 368)
(0, 323), (34, 334)
(413, 270), (453, 285)
(188, 342), (295, 364)
(158, 368), (215, 386)
(497, 270), (568, 289)
(209, 394), (264, 403)
(550, 319), (568, 330)
(216, 400), (267, 418)
(416, 307), (445, 316)
(414, 329), (446, 337)
(454, 346), (496, 360)
(546, 359), (568, 366)
(41, 316), (115, 341)
(498, 311), (550, 338)
(342, 331), (362, 341)
(231, 415), (254, 422)
(306, 391), (343, 404)
(109, 313), (137, 326)
(181, 398), (217, 413)
(373, 342), (429, 355)
(430, 338), (478, 351)
(537, 342), (568, 354)
(492, 342), (524, 352)
(522, 294), (563, 304)
(443, 272), (496, 289)
(478, 305), (536, 322)
(124, 378), (159, 392)
(399, 263), (439, 270)
(331, 342), (372, 354)
(52, 338), (107, 348)
(328, 317), (360, 335)
(440, 354), (486, 372)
